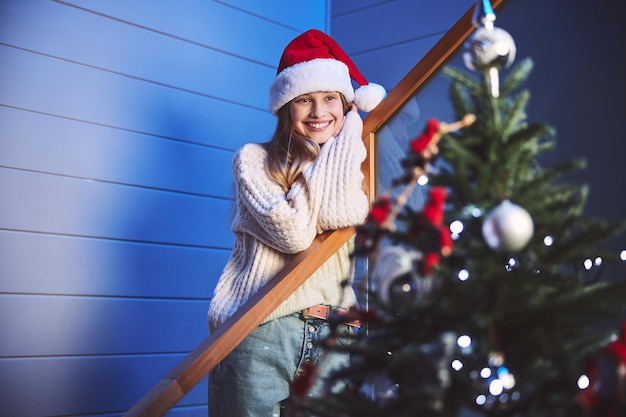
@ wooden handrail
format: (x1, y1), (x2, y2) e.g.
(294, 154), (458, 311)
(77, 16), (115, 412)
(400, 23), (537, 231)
(123, 1), (507, 416)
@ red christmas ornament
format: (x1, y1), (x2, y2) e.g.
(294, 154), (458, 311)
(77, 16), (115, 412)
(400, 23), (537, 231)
(369, 195), (393, 224)
(354, 195), (394, 255)
(410, 118), (440, 155)
(412, 187), (454, 276)
(579, 319), (626, 416)
(607, 320), (626, 362)
(422, 187), (447, 226)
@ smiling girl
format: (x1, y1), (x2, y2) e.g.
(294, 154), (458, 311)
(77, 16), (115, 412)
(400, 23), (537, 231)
(207, 29), (385, 416)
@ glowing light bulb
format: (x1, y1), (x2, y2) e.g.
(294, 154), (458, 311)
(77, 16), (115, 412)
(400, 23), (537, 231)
(489, 378), (504, 395)
(457, 335), (472, 348)
(451, 359), (464, 371)
(577, 374), (590, 390)
(458, 269), (470, 281)
(505, 257), (517, 272)
(543, 235), (554, 246)
(450, 220), (464, 234)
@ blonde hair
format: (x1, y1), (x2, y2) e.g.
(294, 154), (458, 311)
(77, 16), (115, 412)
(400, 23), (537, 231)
(266, 94), (350, 193)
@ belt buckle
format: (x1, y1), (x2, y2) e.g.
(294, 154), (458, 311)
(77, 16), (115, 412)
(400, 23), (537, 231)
(301, 308), (314, 320)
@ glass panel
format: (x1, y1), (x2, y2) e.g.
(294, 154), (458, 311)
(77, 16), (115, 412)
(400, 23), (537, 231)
(375, 69), (461, 208)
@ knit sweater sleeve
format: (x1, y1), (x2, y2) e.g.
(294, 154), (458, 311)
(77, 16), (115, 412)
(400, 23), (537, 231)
(233, 144), (318, 253)
(233, 110), (369, 253)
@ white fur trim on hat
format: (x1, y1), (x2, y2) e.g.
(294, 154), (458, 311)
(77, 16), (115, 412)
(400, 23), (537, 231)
(269, 58), (354, 115)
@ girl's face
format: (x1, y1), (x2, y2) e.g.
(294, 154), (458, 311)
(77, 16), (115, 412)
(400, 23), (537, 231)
(289, 91), (345, 145)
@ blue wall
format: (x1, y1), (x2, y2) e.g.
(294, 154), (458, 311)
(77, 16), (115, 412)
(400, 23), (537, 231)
(0, 1), (328, 416)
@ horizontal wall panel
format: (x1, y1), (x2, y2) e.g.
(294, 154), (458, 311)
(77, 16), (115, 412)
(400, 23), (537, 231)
(56, 0), (302, 68)
(332, 0), (473, 53)
(166, 406), (209, 417)
(0, 45), (276, 151)
(0, 168), (233, 247)
(224, 0), (327, 32)
(352, 37), (440, 92)
(0, 107), (233, 197)
(0, 230), (228, 298)
(0, 0), (274, 112)
(331, 0), (387, 17)
(0, 294), (209, 356)
(0, 355), (207, 417)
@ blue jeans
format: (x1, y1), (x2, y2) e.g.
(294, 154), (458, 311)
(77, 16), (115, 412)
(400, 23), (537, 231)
(208, 313), (354, 416)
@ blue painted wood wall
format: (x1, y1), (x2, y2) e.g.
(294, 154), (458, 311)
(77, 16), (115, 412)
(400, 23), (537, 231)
(0, 1), (328, 416)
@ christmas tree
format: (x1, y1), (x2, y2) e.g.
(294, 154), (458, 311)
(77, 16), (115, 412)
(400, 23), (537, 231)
(289, 2), (626, 416)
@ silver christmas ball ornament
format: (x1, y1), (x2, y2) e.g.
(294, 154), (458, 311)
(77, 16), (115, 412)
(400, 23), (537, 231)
(373, 246), (419, 305)
(372, 246), (424, 307)
(464, 26), (516, 72)
(482, 200), (534, 252)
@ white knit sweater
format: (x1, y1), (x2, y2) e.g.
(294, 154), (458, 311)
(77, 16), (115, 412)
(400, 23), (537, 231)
(208, 111), (370, 330)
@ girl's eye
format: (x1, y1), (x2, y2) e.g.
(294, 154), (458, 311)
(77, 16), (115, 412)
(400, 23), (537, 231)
(325, 95), (338, 101)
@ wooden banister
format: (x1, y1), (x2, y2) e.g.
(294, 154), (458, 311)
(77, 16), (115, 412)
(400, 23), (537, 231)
(123, 1), (507, 416)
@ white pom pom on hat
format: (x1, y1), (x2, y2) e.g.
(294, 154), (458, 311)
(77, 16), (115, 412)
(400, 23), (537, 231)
(269, 29), (386, 115)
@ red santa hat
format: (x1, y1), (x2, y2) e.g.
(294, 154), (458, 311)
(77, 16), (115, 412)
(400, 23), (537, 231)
(270, 29), (386, 115)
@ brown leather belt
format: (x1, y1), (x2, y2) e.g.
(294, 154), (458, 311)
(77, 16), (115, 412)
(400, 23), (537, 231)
(301, 305), (361, 328)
